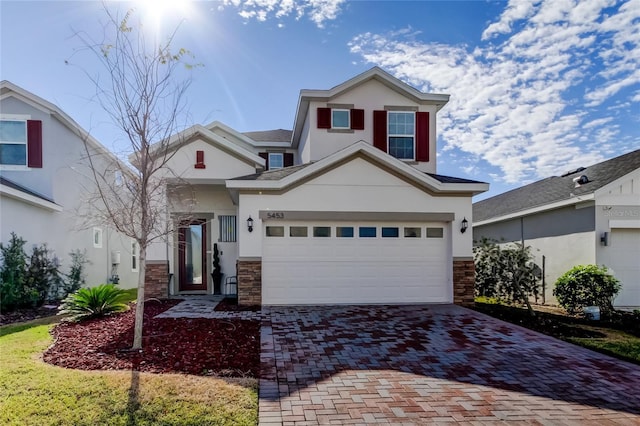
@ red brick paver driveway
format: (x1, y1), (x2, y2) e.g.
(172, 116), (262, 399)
(259, 305), (640, 425)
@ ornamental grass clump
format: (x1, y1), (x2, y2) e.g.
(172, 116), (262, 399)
(59, 284), (130, 321)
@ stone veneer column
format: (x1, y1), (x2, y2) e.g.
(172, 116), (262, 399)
(453, 258), (475, 307)
(238, 258), (262, 306)
(144, 260), (169, 299)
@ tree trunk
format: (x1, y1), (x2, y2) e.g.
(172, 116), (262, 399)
(132, 246), (146, 349)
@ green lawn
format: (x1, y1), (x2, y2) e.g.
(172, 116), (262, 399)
(0, 319), (258, 426)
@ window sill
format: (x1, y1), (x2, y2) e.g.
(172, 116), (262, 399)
(327, 129), (355, 134)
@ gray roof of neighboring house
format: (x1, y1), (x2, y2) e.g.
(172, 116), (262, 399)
(242, 129), (292, 143)
(0, 176), (56, 203)
(474, 149), (640, 222)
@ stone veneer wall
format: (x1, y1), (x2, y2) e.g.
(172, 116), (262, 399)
(238, 259), (262, 306)
(144, 260), (169, 299)
(453, 259), (475, 307)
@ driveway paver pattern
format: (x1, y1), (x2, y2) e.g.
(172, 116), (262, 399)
(259, 304), (640, 425)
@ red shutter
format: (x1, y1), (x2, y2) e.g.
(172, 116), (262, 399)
(373, 110), (387, 153)
(27, 120), (42, 168)
(259, 152), (269, 169)
(283, 153), (294, 167)
(194, 150), (206, 169)
(415, 112), (430, 162)
(317, 107), (331, 129)
(350, 109), (364, 130)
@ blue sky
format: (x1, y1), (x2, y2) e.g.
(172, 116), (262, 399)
(1, 0), (638, 199)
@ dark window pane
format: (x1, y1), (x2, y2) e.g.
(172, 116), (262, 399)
(336, 226), (354, 238)
(381, 227), (399, 238)
(404, 227), (421, 238)
(313, 226), (331, 237)
(0, 144), (27, 165)
(266, 226), (284, 237)
(359, 227), (377, 238)
(290, 226), (308, 237)
(426, 227), (444, 238)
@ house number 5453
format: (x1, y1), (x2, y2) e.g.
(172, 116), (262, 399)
(266, 212), (285, 219)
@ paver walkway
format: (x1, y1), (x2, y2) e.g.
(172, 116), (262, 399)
(259, 304), (640, 425)
(155, 297), (262, 320)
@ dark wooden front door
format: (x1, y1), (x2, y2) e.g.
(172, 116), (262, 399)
(178, 220), (207, 291)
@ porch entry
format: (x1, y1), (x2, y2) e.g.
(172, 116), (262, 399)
(178, 219), (207, 291)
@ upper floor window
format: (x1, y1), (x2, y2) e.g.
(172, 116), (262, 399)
(259, 152), (294, 170)
(388, 112), (415, 160)
(0, 118), (42, 168)
(317, 108), (364, 130)
(268, 153), (284, 170)
(373, 110), (429, 162)
(331, 109), (350, 129)
(0, 120), (27, 165)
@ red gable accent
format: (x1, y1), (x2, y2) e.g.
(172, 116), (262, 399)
(194, 150), (206, 169)
(415, 112), (430, 162)
(350, 109), (364, 130)
(373, 110), (387, 153)
(27, 120), (42, 168)
(317, 107), (331, 129)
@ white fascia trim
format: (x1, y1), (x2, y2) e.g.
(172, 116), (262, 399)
(1, 184), (63, 212)
(227, 141), (488, 195)
(609, 220), (640, 229)
(474, 194), (596, 226)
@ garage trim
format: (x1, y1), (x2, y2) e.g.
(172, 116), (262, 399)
(259, 210), (454, 222)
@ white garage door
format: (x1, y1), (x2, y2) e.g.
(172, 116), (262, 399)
(610, 229), (640, 307)
(262, 221), (451, 305)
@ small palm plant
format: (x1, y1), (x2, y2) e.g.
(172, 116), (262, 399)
(59, 284), (130, 321)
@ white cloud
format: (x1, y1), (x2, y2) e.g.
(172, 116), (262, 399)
(221, 0), (345, 27)
(350, 0), (638, 184)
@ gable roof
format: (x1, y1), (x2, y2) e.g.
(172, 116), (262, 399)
(291, 67), (450, 147)
(227, 141), (488, 200)
(474, 149), (640, 223)
(145, 123), (265, 168)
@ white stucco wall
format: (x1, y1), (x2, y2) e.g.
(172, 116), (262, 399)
(237, 157), (472, 258)
(303, 79), (439, 173)
(1, 95), (138, 288)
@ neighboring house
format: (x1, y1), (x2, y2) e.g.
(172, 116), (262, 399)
(0, 81), (139, 288)
(473, 149), (640, 308)
(144, 67), (489, 306)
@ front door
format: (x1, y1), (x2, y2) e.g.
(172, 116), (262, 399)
(178, 220), (207, 291)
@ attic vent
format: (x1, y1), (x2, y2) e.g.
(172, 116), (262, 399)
(561, 167), (586, 177)
(573, 175), (590, 187)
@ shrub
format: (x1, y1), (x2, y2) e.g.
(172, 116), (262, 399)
(553, 265), (621, 315)
(25, 244), (61, 306)
(59, 284), (130, 321)
(62, 250), (89, 298)
(474, 238), (541, 304)
(0, 233), (28, 312)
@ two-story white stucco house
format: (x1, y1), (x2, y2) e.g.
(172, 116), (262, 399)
(143, 67), (489, 306)
(0, 81), (139, 288)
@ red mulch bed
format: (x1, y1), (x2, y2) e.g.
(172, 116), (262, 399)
(0, 304), (60, 326)
(43, 299), (260, 377)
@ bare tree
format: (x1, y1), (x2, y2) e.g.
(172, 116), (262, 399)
(70, 6), (197, 349)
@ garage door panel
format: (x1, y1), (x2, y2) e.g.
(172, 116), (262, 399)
(609, 229), (640, 307)
(262, 221), (450, 305)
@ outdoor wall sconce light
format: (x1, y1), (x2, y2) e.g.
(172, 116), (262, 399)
(460, 217), (468, 234)
(247, 216), (254, 233)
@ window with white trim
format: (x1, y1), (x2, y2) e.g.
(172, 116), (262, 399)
(388, 112), (415, 160)
(0, 120), (27, 165)
(268, 153), (284, 170)
(93, 227), (103, 248)
(331, 109), (350, 129)
(131, 239), (139, 272)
